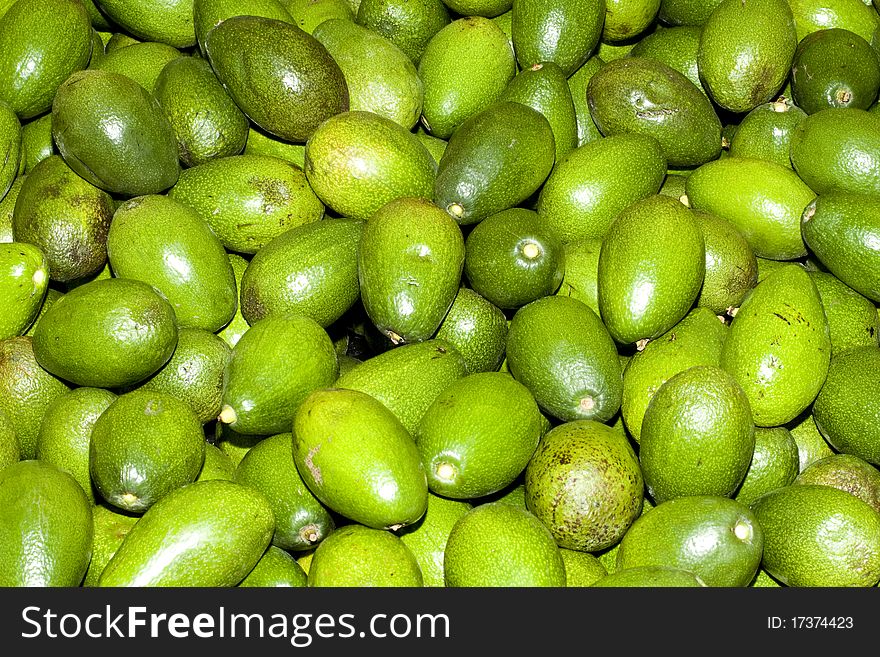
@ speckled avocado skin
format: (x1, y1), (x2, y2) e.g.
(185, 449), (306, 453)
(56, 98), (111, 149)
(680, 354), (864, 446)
(205, 15), (349, 142)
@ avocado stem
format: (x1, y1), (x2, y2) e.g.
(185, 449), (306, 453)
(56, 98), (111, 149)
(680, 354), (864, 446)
(218, 405), (237, 424)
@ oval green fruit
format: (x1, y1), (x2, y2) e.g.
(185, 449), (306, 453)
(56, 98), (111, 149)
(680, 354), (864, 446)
(205, 15), (348, 142)
(434, 287), (508, 374)
(308, 525), (423, 587)
(356, 0), (450, 64)
(51, 69), (180, 196)
(597, 194), (705, 344)
(359, 197), (464, 344)
(0, 460), (92, 586)
(639, 365), (755, 503)
(616, 495), (763, 587)
(0, 242), (48, 340)
(292, 387), (428, 530)
(728, 99), (806, 169)
(193, 0), (294, 53)
(239, 546), (308, 588)
(304, 110), (436, 222)
(89, 389), (206, 513)
(97, 480), (275, 587)
(525, 419), (644, 551)
(32, 278), (178, 389)
(512, 0), (605, 76)
(506, 295), (622, 423)
(752, 484), (880, 587)
(417, 372), (542, 499)
(94, 0), (196, 48)
(734, 427), (800, 506)
(693, 210), (758, 314)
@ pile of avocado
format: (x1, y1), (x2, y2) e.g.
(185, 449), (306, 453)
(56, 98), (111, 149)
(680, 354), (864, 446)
(1, 0), (880, 589)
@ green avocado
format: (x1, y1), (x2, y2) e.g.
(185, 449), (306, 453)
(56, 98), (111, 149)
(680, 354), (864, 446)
(356, 0), (450, 64)
(193, 0), (294, 53)
(12, 155), (114, 282)
(205, 15), (349, 142)
(97, 480), (275, 587)
(0, 242), (48, 340)
(32, 278), (179, 389)
(434, 101), (555, 225)
(92, 0), (196, 48)
(51, 69), (180, 196)
(434, 287), (508, 374)
(693, 210), (759, 314)
(90, 41), (181, 93)
(728, 100), (807, 169)
(809, 271), (880, 354)
(83, 504), (139, 587)
(629, 25), (704, 92)
(0, 460), (93, 586)
(292, 387), (428, 530)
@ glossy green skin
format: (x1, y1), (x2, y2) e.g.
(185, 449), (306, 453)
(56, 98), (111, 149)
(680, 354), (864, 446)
(506, 296), (622, 423)
(205, 15), (348, 142)
(239, 545), (308, 587)
(285, 0), (353, 34)
(32, 278), (179, 389)
(791, 28), (880, 114)
(216, 425), (265, 467)
(434, 102), (555, 225)
(314, 19), (423, 130)
(567, 56), (604, 147)
(0, 336), (69, 459)
(444, 502), (565, 586)
(537, 134), (666, 244)
(170, 154), (324, 254)
(359, 197), (464, 344)
(0, 460), (93, 586)
(555, 239), (602, 315)
(304, 111), (436, 222)
(0, 101), (21, 198)
(464, 208), (563, 309)
(417, 372), (542, 499)
(51, 70), (180, 196)
(293, 388), (428, 530)
(98, 480), (275, 586)
(598, 194), (705, 344)
(36, 387), (116, 504)
(90, 389), (205, 513)
(693, 210), (758, 314)
(107, 195), (237, 331)
(813, 347), (880, 465)
(0, 408), (18, 469)
(525, 420), (643, 552)
(512, 0), (605, 76)
(752, 484), (880, 587)
(617, 496), (763, 587)
(790, 108), (880, 196)
(801, 192), (880, 302)
(658, 0), (722, 25)
(622, 307), (728, 443)
(356, 0), (450, 64)
(0, 0), (91, 119)
(104, 33), (140, 52)
(244, 127), (305, 168)
(13, 155), (113, 283)
(810, 271), (880, 354)
(443, 0), (510, 15)
(588, 58), (721, 167)
(685, 158), (815, 260)
(194, 0), (294, 53)
(0, 175), (24, 242)
(640, 365), (756, 502)
(735, 427), (800, 507)
(604, 0), (661, 42)
(698, 0), (797, 114)
(153, 56), (249, 167)
(729, 100), (807, 169)
(197, 443), (236, 481)
(418, 17), (515, 140)
(90, 41), (180, 92)
(788, 411), (834, 472)
(83, 504), (138, 587)
(786, 0), (880, 43)
(93, 0), (196, 47)
(434, 287), (507, 374)
(20, 113), (54, 173)
(415, 127), (447, 164)
(235, 433), (334, 551)
(136, 328), (232, 424)
(593, 565), (705, 586)
(218, 254), (250, 349)
(720, 265), (831, 427)
(308, 524), (423, 586)
(795, 453), (880, 515)
(336, 339), (466, 433)
(629, 25), (702, 92)
(0, 242), (48, 340)
(396, 493), (471, 587)
(221, 315), (338, 435)
(241, 218), (362, 328)
(560, 549), (607, 587)
(500, 61), (577, 163)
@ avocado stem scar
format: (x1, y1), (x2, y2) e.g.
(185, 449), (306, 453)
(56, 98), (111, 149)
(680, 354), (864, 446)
(522, 241), (541, 259)
(446, 203), (464, 219)
(435, 462), (456, 482)
(218, 405), (237, 424)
